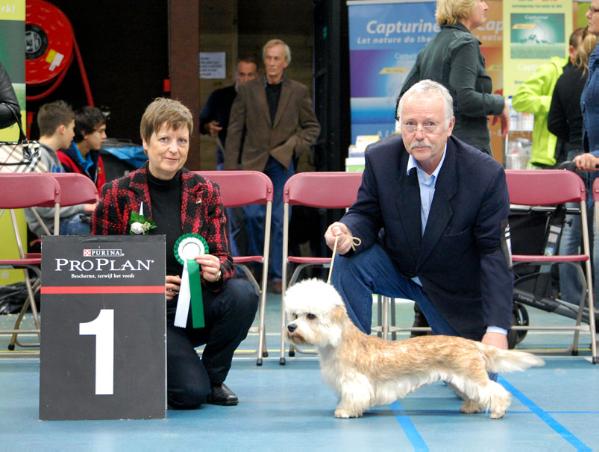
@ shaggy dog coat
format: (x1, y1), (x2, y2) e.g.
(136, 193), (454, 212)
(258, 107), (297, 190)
(285, 279), (544, 419)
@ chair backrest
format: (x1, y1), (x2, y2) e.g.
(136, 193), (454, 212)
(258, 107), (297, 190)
(0, 173), (60, 209)
(505, 170), (586, 206)
(52, 173), (98, 207)
(284, 172), (363, 208)
(195, 170), (273, 207)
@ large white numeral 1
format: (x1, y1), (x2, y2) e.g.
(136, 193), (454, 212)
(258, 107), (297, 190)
(79, 309), (114, 395)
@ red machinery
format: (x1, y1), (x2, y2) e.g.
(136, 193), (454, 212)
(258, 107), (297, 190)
(25, 0), (94, 106)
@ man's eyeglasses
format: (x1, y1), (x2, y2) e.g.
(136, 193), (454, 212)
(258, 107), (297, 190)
(589, 5), (599, 14)
(401, 121), (440, 134)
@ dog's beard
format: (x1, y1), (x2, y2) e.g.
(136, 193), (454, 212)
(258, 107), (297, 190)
(286, 331), (307, 345)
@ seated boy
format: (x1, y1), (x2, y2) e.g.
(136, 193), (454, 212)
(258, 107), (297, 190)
(25, 101), (95, 236)
(57, 106), (107, 191)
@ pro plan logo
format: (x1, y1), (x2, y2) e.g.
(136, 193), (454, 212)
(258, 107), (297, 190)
(83, 248), (125, 257)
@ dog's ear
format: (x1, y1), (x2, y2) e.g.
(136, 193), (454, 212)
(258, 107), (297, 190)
(330, 305), (347, 325)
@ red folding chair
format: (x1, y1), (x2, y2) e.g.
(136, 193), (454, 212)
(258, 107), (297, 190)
(280, 172), (363, 364)
(52, 172), (98, 207)
(27, 173), (98, 236)
(5, 173), (99, 351)
(507, 170), (597, 363)
(0, 173), (61, 354)
(196, 171), (273, 366)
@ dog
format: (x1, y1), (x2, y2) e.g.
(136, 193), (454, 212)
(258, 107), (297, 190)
(284, 279), (544, 419)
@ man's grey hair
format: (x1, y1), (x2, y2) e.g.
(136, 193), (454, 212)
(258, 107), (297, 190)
(263, 39), (292, 64)
(397, 80), (454, 125)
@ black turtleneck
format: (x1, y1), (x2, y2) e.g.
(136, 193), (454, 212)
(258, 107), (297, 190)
(148, 170), (182, 276)
(265, 82), (282, 123)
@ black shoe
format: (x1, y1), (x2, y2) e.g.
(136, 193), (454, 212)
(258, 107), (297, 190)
(269, 278), (282, 294)
(207, 383), (238, 406)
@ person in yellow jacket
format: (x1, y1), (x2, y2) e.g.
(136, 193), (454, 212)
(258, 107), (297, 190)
(512, 56), (566, 168)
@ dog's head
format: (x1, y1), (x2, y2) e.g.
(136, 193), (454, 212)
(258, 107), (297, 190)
(284, 279), (347, 349)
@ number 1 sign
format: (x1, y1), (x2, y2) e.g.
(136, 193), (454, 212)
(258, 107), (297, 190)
(39, 235), (166, 420)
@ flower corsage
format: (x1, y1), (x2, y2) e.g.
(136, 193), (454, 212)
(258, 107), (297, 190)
(129, 202), (157, 235)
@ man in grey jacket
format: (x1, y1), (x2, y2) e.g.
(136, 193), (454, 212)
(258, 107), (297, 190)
(25, 101), (95, 236)
(225, 39), (320, 293)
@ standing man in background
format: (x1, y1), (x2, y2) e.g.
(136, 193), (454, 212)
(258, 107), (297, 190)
(225, 39), (320, 293)
(199, 56), (258, 170)
(199, 56), (258, 257)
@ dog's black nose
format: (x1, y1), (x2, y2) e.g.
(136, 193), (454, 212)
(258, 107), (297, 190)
(287, 323), (297, 333)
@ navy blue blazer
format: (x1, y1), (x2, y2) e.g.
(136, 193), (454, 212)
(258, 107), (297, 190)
(341, 135), (513, 339)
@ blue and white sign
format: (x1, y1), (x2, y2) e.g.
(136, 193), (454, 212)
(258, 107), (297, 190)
(348, 0), (437, 143)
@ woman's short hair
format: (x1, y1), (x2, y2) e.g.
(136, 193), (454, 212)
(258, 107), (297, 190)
(397, 80), (454, 125)
(140, 98), (193, 144)
(262, 39), (291, 65)
(435, 0), (476, 26)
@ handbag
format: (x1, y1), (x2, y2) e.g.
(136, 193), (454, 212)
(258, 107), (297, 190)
(0, 112), (46, 174)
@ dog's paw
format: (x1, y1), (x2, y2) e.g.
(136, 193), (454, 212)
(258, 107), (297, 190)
(489, 409), (506, 419)
(460, 400), (481, 414)
(335, 408), (361, 419)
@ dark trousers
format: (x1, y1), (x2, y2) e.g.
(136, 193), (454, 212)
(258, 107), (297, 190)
(331, 243), (459, 337)
(166, 278), (258, 409)
(244, 156), (295, 280)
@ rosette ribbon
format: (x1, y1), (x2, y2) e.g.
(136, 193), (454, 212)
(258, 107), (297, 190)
(173, 233), (209, 328)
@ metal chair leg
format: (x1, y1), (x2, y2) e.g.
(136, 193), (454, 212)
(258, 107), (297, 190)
(381, 296), (389, 340)
(376, 295), (383, 338)
(390, 297), (397, 340)
(8, 269), (41, 350)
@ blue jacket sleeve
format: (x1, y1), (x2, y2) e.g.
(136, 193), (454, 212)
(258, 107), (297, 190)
(339, 151), (383, 252)
(476, 167), (513, 330)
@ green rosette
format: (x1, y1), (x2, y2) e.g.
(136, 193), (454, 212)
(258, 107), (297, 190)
(173, 233), (209, 329)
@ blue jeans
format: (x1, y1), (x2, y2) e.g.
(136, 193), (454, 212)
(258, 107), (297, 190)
(332, 244), (499, 381)
(226, 207), (245, 257)
(558, 154), (599, 306)
(331, 243), (459, 337)
(243, 156), (295, 280)
(59, 214), (91, 235)
(216, 161), (245, 257)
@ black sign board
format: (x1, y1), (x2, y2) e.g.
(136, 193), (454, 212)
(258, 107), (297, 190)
(39, 235), (166, 420)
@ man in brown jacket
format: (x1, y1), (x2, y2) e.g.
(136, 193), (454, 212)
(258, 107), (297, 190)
(225, 39), (320, 293)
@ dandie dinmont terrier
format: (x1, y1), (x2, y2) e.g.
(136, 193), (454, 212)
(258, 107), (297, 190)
(285, 279), (544, 419)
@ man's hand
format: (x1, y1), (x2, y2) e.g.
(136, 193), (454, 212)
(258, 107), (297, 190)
(206, 120), (222, 137)
(481, 331), (508, 350)
(574, 153), (599, 171)
(195, 254), (222, 283)
(324, 222), (354, 255)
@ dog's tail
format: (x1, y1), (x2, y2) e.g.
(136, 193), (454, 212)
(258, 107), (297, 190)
(475, 342), (545, 373)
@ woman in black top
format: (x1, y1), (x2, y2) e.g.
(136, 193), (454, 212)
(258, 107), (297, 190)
(548, 28), (587, 159)
(399, 0), (508, 154)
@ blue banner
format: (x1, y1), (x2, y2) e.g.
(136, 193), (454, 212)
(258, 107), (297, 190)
(348, 1), (437, 143)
